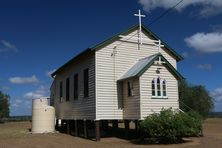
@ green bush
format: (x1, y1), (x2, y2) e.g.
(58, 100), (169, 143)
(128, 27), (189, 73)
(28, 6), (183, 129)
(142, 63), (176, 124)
(139, 108), (203, 144)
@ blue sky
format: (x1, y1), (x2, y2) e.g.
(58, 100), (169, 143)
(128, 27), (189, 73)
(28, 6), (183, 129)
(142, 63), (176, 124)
(0, 0), (222, 116)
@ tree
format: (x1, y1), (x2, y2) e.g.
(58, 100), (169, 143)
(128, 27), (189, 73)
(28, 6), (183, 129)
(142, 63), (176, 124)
(179, 80), (214, 118)
(0, 91), (10, 118)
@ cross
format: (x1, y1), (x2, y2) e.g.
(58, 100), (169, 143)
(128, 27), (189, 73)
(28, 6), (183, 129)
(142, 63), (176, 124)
(134, 9), (146, 44)
(158, 40), (162, 53)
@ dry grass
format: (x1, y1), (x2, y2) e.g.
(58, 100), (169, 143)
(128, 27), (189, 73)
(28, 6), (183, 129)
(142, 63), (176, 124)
(0, 118), (221, 148)
(0, 121), (30, 139)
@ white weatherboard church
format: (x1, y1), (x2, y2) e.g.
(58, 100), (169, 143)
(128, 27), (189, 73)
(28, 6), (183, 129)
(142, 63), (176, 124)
(50, 10), (183, 140)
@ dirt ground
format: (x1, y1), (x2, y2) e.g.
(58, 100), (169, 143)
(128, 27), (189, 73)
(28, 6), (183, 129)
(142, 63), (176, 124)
(0, 118), (222, 148)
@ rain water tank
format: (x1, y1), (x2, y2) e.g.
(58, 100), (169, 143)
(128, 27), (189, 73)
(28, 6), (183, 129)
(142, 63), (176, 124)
(31, 97), (55, 133)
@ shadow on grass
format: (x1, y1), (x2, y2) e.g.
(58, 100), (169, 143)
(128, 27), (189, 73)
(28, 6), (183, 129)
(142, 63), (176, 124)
(57, 124), (194, 144)
(105, 128), (192, 145)
(130, 138), (191, 145)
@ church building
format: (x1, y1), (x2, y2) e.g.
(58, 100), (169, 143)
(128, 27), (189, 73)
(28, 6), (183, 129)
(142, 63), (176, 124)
(50, 10), (184, 141)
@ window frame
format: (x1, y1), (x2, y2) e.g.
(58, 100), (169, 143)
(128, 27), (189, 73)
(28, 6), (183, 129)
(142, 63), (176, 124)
(66, 77), (70, 101)
(151, 79), (155, 96)
(59, 81), (63, 103)
(157, 77), (161, 97)
(151, 77), (168, 99)
(162, 80), (167, 97)
(74, 73), (78, 100)
(83, 68), (89, 98)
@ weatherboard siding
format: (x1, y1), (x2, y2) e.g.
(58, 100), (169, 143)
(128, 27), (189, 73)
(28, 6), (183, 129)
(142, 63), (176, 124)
(95, 29), (177, 120)
(122, 78), (141, 119)
(53, 52), (96, 120)
(127, 30), (177, 68)
(140, 64), (179, 119)
(52, 28), (179, 120)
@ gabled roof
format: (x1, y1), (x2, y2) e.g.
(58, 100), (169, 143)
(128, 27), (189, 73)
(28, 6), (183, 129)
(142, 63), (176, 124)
(118, 53), (184, 81)
(91, 24), (183, 61)
(118, 54), (157, 80)
(52, 24), (183, 77)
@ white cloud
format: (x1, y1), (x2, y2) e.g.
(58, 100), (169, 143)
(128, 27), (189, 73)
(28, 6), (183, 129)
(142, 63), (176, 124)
(199, 6), (222, 18)
(11, 99), (22, 108)
(46, 69), (56, 77)
(0, 40), (18, 53)
(185, 32), (222, 53)
(9, 97), (31, 116)
(138, 0), (222, 17)
(197, 64), (212, 70)
(211, 88), (222, 102)
(24, 92), (44, 99)
(23, 85), (49, 99)
(9, 75), (39, 84)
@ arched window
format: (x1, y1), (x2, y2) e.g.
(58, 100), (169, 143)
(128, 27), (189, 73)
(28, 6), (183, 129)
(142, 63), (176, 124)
(162, 80), (166, 97)
(152, 79), (155, 96)
(151, 77), (167, 98)
(157, 77), (161, 96)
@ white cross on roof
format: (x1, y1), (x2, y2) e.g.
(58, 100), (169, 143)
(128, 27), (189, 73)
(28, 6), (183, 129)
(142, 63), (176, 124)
(134, 9), (146, 44)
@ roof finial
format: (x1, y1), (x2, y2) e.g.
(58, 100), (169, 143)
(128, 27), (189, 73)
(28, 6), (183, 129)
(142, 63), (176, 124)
(134, 9), (146, 44)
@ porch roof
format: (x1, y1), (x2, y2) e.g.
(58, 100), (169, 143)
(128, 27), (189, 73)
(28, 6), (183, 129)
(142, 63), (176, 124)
(118, 53), (184, 81)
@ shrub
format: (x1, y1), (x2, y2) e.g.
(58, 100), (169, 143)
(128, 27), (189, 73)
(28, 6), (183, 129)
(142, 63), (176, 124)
(139, 108), (203, 144)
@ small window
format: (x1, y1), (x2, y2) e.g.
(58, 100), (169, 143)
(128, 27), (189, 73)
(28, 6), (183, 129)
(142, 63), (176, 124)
(157, 78), (161, 96)
(84, 68), (89, 98)
(59, 81), (63, 103)
(66, 77), (70, 101)
(152, 79), (155, 96)
(74, 74), (78, 100)
(127, 81), (133, 97)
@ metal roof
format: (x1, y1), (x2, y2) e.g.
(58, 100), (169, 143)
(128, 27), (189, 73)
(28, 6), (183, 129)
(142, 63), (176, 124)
(52, 24), (183, 77)
(118, 54), (157, 81)
(118, 53), (184, 81)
